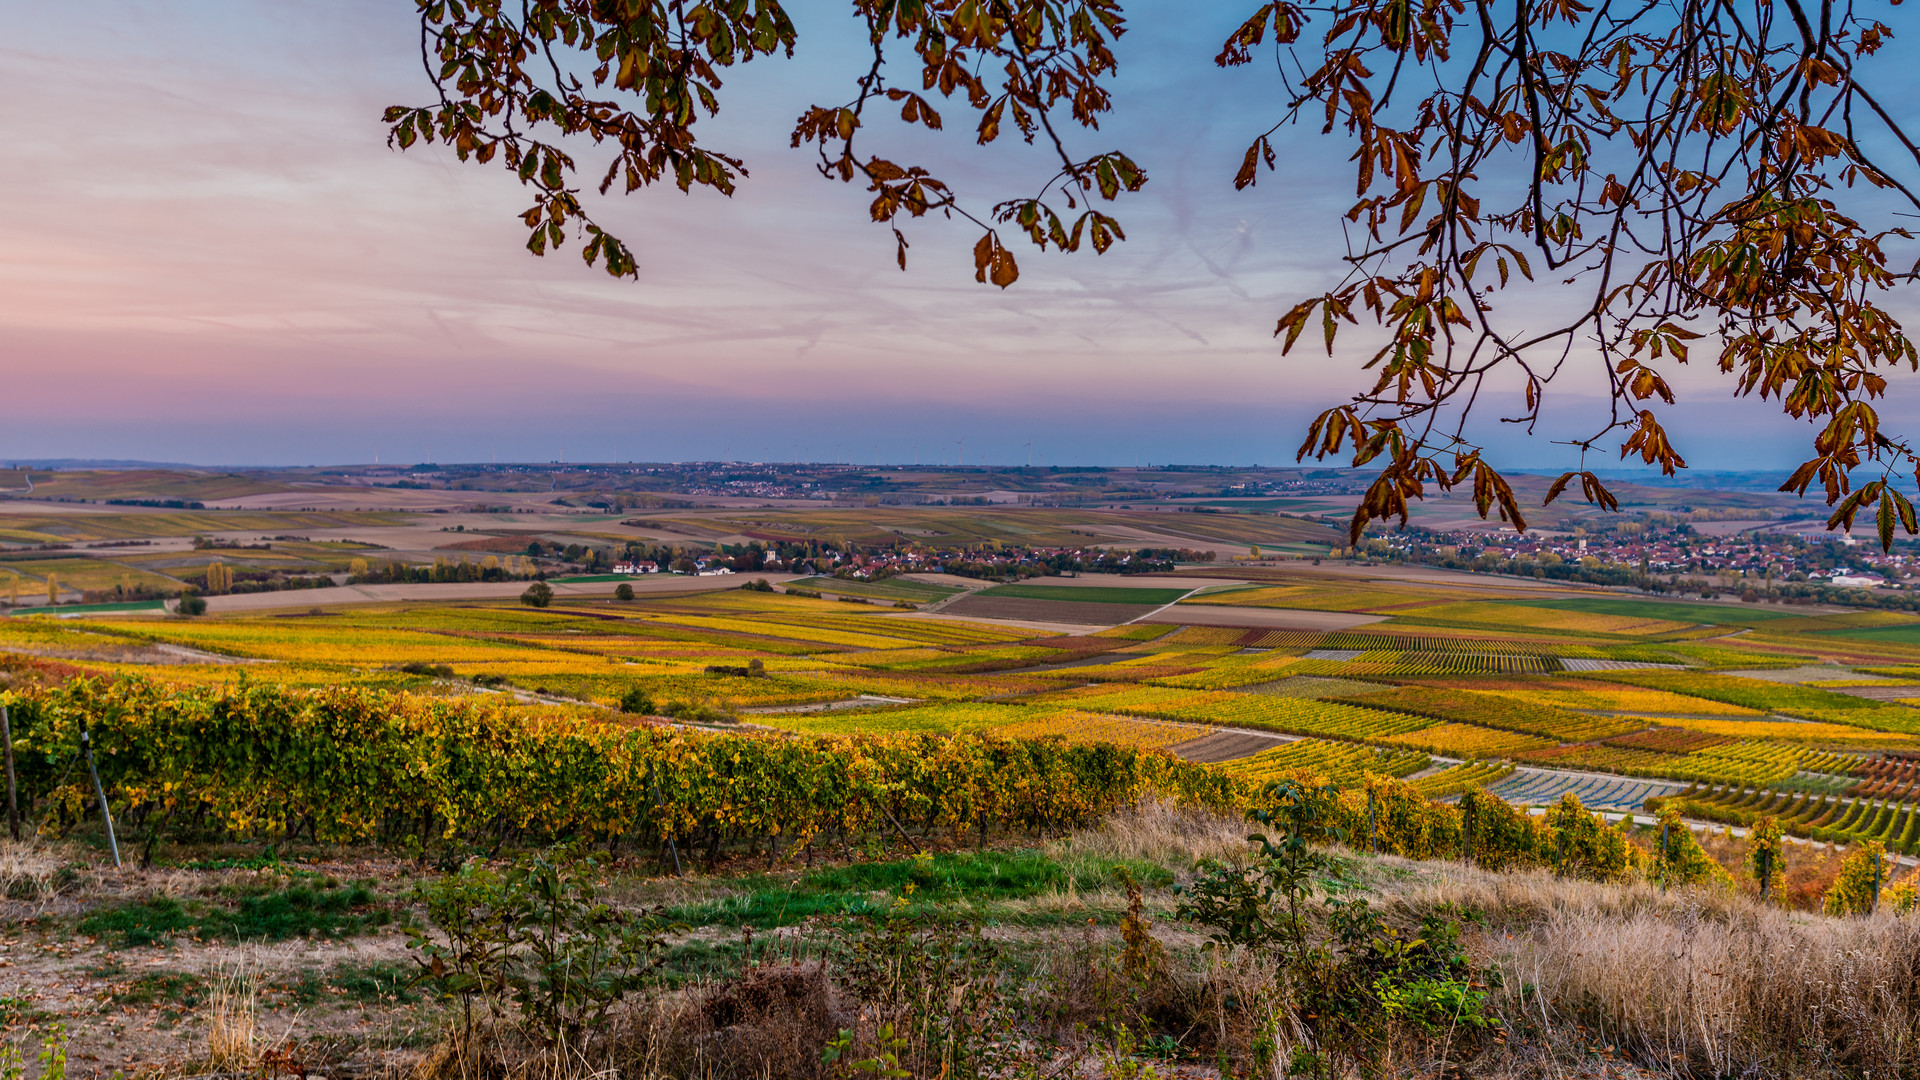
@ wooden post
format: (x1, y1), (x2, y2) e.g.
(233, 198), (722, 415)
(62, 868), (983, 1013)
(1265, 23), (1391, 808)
(1873, 850), (1883, 914)
(1366, 788), (1377, 856)
(80, 722), (121, 869)
(1758, 847), (1772, 903)
(1658, 820), (1670, 890)
(0, 704), (17, 841)
(1461, 797), (1474, 866)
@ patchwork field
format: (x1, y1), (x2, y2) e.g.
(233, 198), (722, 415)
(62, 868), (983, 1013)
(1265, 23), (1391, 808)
(12, 545), (1920, 844)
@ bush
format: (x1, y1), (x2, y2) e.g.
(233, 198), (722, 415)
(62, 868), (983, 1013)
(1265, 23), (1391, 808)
(1177, 781), (1497, 1078)
(1823, 841), (1889, 916)
(520, 582), (554, 608)
(1650, 806), (1733, 889)
(618, 688), (654, 715)
(409, 846), (674, 1048)
(177, 593), (207, 616)
(614, 582), (634, 601)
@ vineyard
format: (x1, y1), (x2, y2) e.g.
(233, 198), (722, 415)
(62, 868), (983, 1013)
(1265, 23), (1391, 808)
(1220, 739), (1430, 786)
(12, 570), (1920, 843)
(1653, 784), (1920, 853)
(1336, 685), (1644, 742)
(4, 677), (1242, 853)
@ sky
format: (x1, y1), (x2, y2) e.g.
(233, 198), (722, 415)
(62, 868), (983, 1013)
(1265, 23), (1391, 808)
(1, 1), (1915, 472)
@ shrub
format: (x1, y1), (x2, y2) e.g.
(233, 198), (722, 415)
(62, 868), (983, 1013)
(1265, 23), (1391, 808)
(1651, 806), (1733, 889)
(520, 582), (554, 608)
(1748, 817), (1784, 901)
(1177, 781), (1497, 1078)
(177, 593), (207, 616)
(618, 688), (654, 715)
(1823, 841), (1889, 916)
(408, 846), (674, 1047)
(1542, 794), (1642, 880)
(1458, 787), (1546, 871)
(614, 583), (634, 601)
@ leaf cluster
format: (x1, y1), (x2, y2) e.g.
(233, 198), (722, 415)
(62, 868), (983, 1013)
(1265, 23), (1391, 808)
(407, 844), (677, 1047)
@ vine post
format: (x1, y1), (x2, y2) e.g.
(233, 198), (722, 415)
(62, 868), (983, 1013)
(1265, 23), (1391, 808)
(80, 720), (121, 869)
(0, 702), (16, 841)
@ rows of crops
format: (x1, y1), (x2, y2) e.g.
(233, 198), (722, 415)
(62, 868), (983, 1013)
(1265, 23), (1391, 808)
(1338, 685), (1643, 742)
(1222, 739), (1430, 786)
(1520, 739), (1808, 786)
(1655, 785), (1920, 854)
(1030, 684), (1438, 742)
(1383, 722), (1558, 758)
(1411, 761), (1515, 799)
(1575, 669), (1877, 713)
(7, 677), (1243, 852)
(1489, 770), (1684, 812)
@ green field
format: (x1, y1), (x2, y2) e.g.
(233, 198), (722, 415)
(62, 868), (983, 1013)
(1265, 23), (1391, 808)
(1499, 596), (1799, 623)
(1817, 624), (1920, 645)
(975, 583), (1191, 605)
(6, 600), (167, 616)
(784, 575), (964, 602)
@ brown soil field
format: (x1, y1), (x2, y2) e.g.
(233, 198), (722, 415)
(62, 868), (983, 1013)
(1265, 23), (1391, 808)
(1167, 729), (1295, 763)
(433, 532), (549, 553)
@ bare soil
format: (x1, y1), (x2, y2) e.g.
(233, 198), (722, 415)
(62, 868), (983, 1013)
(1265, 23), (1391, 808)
(1167, 730), (1294, 763)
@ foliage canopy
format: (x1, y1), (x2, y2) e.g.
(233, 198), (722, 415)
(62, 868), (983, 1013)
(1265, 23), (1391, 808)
(389, 0), (1919, 543)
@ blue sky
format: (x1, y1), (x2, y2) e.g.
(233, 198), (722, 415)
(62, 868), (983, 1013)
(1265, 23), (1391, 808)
(0, 1), (1908, 471)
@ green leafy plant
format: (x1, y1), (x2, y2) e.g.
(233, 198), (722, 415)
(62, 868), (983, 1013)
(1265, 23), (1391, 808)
(1823, 841), (1888, 917)
(408, 845), (675, 1047)
(839, 891), (1014, 1080)
(1177, 780), (1495, 1078)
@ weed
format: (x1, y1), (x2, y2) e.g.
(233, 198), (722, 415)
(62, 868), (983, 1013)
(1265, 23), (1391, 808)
(77, 882), (393, 946)
(668, 852), (1170, 930)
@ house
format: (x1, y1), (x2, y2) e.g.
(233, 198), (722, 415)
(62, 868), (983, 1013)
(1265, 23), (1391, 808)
(697, 567), (734, 576)
(613, 561), (659, 574)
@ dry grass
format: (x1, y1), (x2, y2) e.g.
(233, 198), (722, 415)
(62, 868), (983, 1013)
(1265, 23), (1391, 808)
(206, 960), (260, 1070)
(1046, 797), (1251, 869)
(0, 836), (64, 902)
(1364, 858), (1920, 1077)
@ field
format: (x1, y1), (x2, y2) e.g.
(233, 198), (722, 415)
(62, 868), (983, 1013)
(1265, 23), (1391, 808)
(1817, 624), (1920, 645)
(781, 575), (964, 603)
(973, 583), (1192, 605)
(15, 486), (1920, 1076)
(1493, 595), (1804, 623)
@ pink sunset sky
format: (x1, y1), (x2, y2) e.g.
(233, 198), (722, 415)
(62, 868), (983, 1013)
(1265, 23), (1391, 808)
(1, 1), (1909, 470)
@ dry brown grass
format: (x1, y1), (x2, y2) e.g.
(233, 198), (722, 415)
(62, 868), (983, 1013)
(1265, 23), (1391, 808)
(0, 836), (65, 903)
(1046, 797), (1251, 868)
(1363, 858), (1920, 1077)
(206, 960), (260, 1070)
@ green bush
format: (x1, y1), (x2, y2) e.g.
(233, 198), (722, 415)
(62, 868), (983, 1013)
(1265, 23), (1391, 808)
(409, 846), (675, 1047)
(618, 687), (654, 715)
(614, 582), (635, 601)
(1177, 781), (1497, 1079)
(520, 581), (554, 608)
